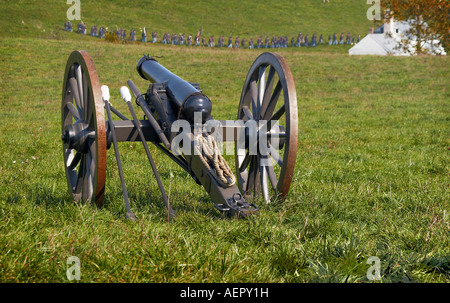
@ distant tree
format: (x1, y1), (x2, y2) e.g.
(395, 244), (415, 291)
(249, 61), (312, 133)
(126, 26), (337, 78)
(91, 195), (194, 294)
(382, 0), (449, 54)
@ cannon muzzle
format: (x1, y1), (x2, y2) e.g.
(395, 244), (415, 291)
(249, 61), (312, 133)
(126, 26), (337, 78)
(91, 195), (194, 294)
(136, 55), (212, 123)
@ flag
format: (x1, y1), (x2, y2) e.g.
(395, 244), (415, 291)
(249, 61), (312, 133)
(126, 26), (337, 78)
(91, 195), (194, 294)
(197, 26), (202, 37)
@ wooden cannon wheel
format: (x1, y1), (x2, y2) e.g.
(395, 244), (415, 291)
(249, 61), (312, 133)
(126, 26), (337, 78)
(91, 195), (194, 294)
(236, 52), (298, 203)
(61, 51), (107, 206)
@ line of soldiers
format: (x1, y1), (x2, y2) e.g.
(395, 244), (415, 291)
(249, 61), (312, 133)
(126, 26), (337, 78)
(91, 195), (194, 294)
(154, 33), (361, 48)
(63, 21), (107, 38)
(63, 22), (361, 48)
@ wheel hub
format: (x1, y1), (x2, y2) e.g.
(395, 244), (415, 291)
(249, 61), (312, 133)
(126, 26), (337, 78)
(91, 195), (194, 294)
(62, 121), (94, 153)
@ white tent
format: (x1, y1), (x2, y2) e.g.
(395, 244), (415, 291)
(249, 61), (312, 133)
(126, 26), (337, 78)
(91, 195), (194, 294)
(349, 33), (409, 56)
(349, 19), (446, 56)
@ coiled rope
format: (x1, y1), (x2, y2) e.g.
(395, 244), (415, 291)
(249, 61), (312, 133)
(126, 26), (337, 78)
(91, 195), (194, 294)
(194, 132), (235, 188)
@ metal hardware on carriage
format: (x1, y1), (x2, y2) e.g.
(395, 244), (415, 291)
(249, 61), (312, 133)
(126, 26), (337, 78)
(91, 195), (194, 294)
(61, 51), (298, 220)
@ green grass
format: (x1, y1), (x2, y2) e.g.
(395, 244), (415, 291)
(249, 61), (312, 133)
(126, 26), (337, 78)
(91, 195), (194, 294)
(0, 0), (377, 39)
(0, 1), (449, 283)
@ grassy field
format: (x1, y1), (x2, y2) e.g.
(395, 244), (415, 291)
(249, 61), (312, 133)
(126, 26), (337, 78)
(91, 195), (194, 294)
(0, 1), (449, 283)
(0, 0), (376, 39)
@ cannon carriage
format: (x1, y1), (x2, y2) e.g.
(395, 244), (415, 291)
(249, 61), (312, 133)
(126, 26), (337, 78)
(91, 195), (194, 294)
(61, 50), (298, 219)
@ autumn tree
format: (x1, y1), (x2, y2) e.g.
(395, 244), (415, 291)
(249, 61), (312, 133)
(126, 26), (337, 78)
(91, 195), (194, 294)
(382, 0), (449, 55)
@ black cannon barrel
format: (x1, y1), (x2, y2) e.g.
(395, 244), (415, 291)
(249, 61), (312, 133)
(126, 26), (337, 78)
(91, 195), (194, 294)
(136, 55), (212, 123)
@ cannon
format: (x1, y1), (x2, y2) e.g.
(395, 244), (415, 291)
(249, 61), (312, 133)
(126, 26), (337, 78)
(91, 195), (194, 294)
(61, 50), (298, 220)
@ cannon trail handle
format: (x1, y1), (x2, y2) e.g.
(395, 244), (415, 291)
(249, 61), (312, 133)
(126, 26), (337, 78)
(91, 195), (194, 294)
(120, 86), (176, 221)
(101, 85), (136, 221)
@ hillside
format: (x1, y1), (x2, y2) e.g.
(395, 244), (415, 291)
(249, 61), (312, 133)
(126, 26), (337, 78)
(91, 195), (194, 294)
(1, 0), (376, 40)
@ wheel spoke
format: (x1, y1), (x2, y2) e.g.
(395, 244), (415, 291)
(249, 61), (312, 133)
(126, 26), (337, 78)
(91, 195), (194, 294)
(253, 156), (261, 197)
(242, 106), (253, 121)
(68, 151), (82, 169)
(88, 139), (96, 175)
(66, 102), (81, 121)
(245, 156), (256, 196)
(69, 77), (84, 117)
(74, 154), (85, 197)
(239, 152), (251, 172)
(260, 66), (276, 117)
(75, 64), (84, 111)
(270, 104), (285, 122)
(85, 87), (93, 126)
(249, 79), (258, 119)
(65, 148), (74, 163)
(258, 103), (285, 133)
(82, 152), (93, 201)
(266, 164), (278, 192)
(263, 80), (282, 120)
(268, 142), (283, 166)
(260, 157), (270, 203)
(257, 66), (266, 119)
(82, 72), (90, 122)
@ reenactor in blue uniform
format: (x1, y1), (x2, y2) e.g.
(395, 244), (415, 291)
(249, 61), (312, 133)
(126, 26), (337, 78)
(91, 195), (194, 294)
(228, 36), (233, 48)
(142, 30), (147, 43)
(64, 21), (73, 32)
(179, 34), (185, 45)
(339, 32), (344, 44)
(249, 38), (254, 49)
(195, 34), (200, 46)
(235, 36), (240, 48)
(311, 33), (317, 47)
